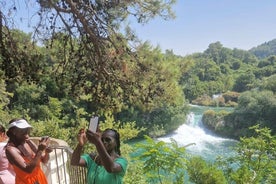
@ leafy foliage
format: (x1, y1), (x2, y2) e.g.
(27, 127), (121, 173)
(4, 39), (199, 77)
(30, 119), (70, 143)
(249, 39), (276, 59)
(261, 74), (276, 93)
(0, 77), (13, 124)
(217, 125), (276, 184)
(187, 157), (227, 184)
(133, 136), (188, 184)
(123, 144), (146, 184)
(0, 1), (187, 139)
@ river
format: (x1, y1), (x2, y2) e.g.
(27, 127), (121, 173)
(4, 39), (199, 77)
(158, 105), (238, 162)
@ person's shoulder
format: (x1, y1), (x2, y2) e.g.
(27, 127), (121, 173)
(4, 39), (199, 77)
(6, 144), (17, 150)
(115, 157), (128, 174)
(0, 143), (6, 152)
(116, 156), (127, 160)
(0, 142), (6, 147)
(115, 157), (128, 164)
(5, 143), (20, 156)
(81, 153), (95, 160)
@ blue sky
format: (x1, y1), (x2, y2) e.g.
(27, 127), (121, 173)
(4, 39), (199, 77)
(7, 0), (276, 56)
(130, 0), (276, 56)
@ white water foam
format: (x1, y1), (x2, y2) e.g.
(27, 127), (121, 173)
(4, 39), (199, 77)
(158, 111), (237, 160)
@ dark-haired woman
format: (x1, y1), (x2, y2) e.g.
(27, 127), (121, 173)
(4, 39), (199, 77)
(5, 119), (52, 184)
(71, 128), (128, 184)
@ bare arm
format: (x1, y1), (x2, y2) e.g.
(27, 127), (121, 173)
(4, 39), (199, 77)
(6, 145), (45, 173)
(71, 129), (87, 167)
(35, 137), (52, 164)
(95, 141), (122, 173)
(71, 144), (87, 166)
(41, 147), (52, 164)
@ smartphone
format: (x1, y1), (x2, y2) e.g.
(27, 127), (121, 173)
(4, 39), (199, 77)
(41, 136), (49, 140)
(40, 136), (49, 143)
(89, 116), (99, 132)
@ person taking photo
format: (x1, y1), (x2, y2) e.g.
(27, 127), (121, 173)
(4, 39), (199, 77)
(5, 118), (52, 184)
(71, 126), (128, 184)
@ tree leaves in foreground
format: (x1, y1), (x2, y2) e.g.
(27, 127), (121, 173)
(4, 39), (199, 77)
(0, 0), (177, 107)
(0, 0), (188, 137)
(187, 157), (227, 184)
(133, 136), (188, 184)
(217, 125), (276, 184)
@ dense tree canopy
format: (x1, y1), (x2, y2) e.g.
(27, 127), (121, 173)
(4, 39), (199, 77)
(0, 0), (189, 139)
(1, 0), (178, 112)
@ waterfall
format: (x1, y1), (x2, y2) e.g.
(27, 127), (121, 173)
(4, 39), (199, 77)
(158, 105), (237, 161)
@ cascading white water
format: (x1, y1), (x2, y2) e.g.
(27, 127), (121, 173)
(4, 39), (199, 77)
(158, 105), (237, 161)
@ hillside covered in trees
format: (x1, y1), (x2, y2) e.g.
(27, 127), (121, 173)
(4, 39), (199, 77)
(249, 38), (276, 59)
(181, 41), (276, 138)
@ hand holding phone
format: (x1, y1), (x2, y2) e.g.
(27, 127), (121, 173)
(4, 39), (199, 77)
(38, 136), (50, 151)
(89, 116), (99, 132)
(41, 136), (49, 141)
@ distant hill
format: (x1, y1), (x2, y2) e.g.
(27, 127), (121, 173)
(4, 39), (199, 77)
(249, 39), (276, 59)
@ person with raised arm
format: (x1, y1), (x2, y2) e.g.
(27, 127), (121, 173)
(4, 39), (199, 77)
(71, 127), (128, 184)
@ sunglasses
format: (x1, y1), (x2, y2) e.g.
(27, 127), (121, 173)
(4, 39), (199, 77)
(101, 137), (113, 143)
(16, 128), (31, 135)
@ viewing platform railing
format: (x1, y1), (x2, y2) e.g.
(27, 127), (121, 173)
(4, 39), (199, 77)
(31, 138), (87, 184)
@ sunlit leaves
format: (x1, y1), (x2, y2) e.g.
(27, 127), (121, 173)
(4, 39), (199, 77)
(134, 136), (188, 183)
(217, 125), (276, 183)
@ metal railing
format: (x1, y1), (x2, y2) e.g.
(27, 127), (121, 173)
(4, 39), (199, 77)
(30, 137), (86, 184)
(44, 145), (87, 184)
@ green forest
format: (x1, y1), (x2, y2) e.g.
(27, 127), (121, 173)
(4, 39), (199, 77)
(0, 1), (275, 183)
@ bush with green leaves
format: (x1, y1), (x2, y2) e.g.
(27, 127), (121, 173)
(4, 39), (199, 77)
(123, 144), (147, 184)
(133, 136), (188, 184)
(216, 125), (276, 184)
(187, 156), (227, 184)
